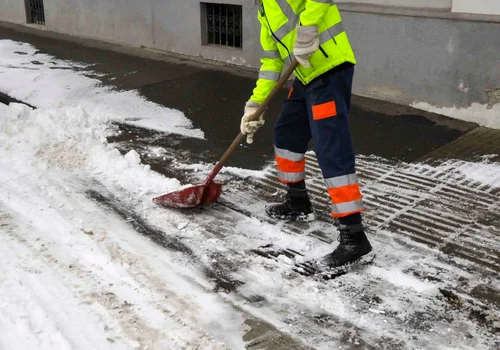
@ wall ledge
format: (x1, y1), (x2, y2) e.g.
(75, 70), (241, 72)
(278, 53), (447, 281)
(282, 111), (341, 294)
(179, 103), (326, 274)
(338, 3), (500, 23)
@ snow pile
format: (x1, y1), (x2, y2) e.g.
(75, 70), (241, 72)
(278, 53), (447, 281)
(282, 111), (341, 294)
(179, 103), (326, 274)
(0, 102), (7, 115)
(0, 40), (203, 138)
(411, 101), (500, 129)
(0, 99), (246, 348)
(0, 103), (182, 197)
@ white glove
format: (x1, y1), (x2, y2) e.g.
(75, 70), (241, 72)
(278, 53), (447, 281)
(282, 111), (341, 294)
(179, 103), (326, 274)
(240, 101), (265, 144)
(293, 25), (319, 68)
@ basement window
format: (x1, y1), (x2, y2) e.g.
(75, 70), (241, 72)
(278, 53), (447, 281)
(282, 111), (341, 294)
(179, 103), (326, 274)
(26, 0), (46, 25)
(201, 3), (243, 49)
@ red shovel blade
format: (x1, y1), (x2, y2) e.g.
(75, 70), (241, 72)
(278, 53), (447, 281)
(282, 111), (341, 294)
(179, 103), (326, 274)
(153, 182), (222, 208)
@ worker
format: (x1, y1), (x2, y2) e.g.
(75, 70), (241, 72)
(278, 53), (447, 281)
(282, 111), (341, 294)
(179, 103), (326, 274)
(240, 0), (372, 271)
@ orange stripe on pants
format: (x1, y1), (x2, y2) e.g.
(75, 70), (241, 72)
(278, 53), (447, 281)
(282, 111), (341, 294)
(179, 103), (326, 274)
(275, 156), (305, 173)
(327, 184), (363, 205)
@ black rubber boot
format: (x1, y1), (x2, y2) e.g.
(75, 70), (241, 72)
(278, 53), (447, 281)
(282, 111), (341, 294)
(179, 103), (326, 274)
(320, 223), (373, 269)
(265, 188), (316, 222)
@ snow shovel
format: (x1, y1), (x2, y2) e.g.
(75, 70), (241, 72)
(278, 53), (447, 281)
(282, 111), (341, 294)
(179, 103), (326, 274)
(153, 59), (300, 209)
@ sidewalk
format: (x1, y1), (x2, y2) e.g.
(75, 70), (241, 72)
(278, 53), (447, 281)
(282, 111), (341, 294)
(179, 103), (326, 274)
(1, 21), (499, 349)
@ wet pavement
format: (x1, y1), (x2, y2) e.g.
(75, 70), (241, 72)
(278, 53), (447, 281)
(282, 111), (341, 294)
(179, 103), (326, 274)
(0, 23), (204, 90)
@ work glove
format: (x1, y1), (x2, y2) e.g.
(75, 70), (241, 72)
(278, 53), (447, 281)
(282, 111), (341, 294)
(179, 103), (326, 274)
(240, 101), (265, 144)
(293, 25), (319, 68)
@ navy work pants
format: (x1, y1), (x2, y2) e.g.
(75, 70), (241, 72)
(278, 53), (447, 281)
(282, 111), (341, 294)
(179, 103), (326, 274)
(273, 63), (364, 218)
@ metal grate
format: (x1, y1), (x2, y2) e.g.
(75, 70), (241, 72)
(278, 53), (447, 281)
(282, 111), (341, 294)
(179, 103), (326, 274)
(26, 0), (46, 25)
(204, 3), (242, 48)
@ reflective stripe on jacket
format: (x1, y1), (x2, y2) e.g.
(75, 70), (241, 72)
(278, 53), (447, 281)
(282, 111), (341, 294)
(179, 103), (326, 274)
(249, 0), (356, 104)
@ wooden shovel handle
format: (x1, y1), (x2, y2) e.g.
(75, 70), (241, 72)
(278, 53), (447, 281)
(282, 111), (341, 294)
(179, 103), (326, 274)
(204, 59), (299, 185)
(246, 59), (300, 122)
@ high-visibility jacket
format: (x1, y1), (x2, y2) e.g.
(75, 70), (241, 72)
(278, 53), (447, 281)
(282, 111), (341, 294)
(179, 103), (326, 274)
(249, 0), (356, 104)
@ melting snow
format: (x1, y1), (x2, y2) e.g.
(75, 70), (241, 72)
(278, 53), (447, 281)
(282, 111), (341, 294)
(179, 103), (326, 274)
(0, 40), (204, 138)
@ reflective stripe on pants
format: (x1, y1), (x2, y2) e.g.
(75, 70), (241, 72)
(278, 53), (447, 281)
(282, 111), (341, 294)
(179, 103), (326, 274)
(325, 174), (364, 217)
(274, 146), (306, 183)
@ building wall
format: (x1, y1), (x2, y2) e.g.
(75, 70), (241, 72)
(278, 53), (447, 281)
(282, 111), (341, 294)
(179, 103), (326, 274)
(0, 0), (27, 24)
(43, 0), (262, 67)
(44, 0), (153, 47)
(0, 0), (498, 109)
(337, 0), (452, 9)
(341, 10), (500, 108)
(452, 0), (500, 15)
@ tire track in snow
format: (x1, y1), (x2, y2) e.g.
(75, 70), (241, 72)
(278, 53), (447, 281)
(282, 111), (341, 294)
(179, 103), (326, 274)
(86, 189), (245, 294)
(84, 186), (317, 350)
(0, 208), (132, 349)
(0, 170), (238, 349)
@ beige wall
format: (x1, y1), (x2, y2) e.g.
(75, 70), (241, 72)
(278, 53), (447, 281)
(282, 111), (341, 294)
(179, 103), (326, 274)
(0, 0), (26, 24)
(452, 0), (500, 15)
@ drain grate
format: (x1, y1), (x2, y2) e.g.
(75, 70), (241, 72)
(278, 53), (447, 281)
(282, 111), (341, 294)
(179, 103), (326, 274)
(26, 0), (46, 25)
(227, 153), (500, 273)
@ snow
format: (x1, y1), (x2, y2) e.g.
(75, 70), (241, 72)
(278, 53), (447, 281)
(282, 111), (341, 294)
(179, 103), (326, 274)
(410, 158), (500, 189)
(0, 40), (203, 139)
(0, 102), (6, 116)
(0, 103), (181, 199)
(366, 266), (438, 294)
(0, 227), (132, 350)
(437, 159), (500, 188)
(172, 160), (271, 180)
(411, 101), (500, 129)
(0, 101), (247, 348)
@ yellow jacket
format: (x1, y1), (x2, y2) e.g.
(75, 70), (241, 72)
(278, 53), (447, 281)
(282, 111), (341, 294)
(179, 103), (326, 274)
(250, 0), (356, 104)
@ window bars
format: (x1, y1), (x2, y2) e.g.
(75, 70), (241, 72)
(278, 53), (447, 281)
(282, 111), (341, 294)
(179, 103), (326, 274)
(205, 3), (242, 48)
(26, 0), (46, 25)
